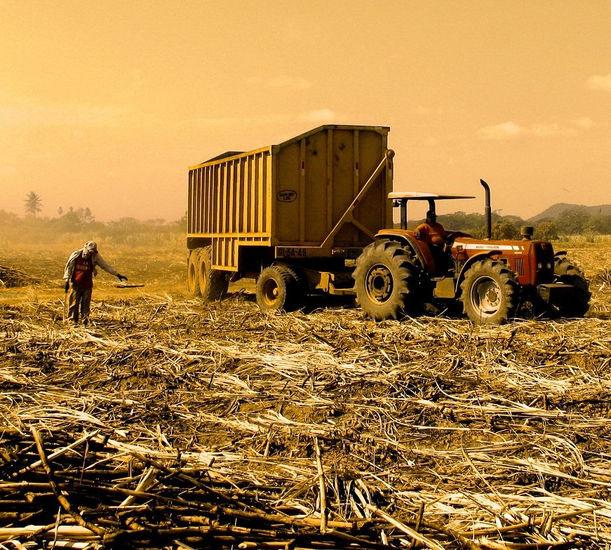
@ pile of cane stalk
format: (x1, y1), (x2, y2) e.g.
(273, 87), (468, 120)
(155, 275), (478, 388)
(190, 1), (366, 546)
(0, 288), (610, 549)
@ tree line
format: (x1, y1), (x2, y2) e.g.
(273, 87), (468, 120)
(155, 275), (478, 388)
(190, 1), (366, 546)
(2, 196), (186, 246)
(9, 191), (611, 245)
(429, 208), (611, 240)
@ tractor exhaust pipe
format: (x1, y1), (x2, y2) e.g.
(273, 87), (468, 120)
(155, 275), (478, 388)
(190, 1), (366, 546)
(480, 179), (492, 240)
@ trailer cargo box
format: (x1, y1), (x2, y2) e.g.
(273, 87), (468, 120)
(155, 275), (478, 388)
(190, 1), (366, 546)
(187, 125), (393, 309)
(188, 125), (393, 266)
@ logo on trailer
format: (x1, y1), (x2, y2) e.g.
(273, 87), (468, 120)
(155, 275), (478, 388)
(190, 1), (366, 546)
(276, 189), (298, 202)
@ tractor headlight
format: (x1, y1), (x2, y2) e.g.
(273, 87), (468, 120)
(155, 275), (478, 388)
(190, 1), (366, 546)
(537, 262), (543, 269)
(546, 262), (553, 269)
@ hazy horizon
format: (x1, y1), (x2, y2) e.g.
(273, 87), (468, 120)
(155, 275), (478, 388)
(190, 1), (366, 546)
(2, 0), (610, 222)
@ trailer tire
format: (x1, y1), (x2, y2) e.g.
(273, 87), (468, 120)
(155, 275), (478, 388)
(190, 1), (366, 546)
(552, 258), (590, 317)
(353, 239), (421, 321)
(460, 258), (518, 325)
(187, 250), (200, 296)
(197, 246), (228, 302)
(256, 264), (303, 313)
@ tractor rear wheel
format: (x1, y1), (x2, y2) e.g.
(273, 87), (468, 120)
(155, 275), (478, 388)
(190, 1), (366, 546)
(353, 239), (421, 321)
(552, 258), (590, 317)
(197, 246), (228, 302)
(187, 250), (200, 296)
(461, 258), (518, 325)
(256, 264), (304, 313)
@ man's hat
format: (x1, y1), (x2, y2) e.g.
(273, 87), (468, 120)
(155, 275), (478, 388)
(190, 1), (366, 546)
(84, 241), (98, 253)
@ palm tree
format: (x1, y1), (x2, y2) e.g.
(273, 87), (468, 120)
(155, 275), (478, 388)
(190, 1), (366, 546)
(24, 192), (42, 216)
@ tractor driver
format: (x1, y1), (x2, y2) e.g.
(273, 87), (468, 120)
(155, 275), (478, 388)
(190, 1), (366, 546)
(415, 210), (450, 271)
(415, 210), (447, 247)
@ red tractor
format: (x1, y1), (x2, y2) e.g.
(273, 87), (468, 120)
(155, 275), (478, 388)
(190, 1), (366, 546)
(353, 180), (590, 324)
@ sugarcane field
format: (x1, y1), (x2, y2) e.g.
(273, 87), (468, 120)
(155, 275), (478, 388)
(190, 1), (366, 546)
(3, 5), (611, 549)
(0, 235), (610, 550)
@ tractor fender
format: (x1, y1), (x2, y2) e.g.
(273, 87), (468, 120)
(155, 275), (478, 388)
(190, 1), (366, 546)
(455, 251), (504, 296)
(373, 232), (431, 272)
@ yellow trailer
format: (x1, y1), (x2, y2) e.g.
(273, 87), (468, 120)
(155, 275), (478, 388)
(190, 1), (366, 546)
(187, 125), (393, 310)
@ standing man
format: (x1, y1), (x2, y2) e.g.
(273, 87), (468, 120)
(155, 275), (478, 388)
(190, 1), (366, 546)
(63, 241), (128, 325)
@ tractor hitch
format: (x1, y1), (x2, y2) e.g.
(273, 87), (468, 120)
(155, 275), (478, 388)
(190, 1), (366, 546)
(537, 282), (575, 304)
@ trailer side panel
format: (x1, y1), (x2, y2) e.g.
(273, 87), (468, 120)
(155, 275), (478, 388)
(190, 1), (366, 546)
(187, 125), (392, 271)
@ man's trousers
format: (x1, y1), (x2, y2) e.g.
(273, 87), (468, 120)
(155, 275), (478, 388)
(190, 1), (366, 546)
(68, 285), (93, 324)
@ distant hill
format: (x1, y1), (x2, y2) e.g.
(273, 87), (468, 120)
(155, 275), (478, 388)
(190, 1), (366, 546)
(529, 203), (611, 222)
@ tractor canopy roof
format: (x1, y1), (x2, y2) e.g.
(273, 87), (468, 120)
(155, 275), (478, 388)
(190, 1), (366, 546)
(388, 192), (475, 201)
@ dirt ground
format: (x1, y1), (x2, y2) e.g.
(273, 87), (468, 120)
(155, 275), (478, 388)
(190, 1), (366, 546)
(0, 241), (610, 549)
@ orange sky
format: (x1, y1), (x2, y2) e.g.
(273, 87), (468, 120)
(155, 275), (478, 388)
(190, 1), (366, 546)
(1, 0), (610, 221)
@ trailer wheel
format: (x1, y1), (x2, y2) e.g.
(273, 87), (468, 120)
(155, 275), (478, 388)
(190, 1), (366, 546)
(353, 239), (421, 321)
(197, 246), (228, 302)
(256, 264), (303, 313)
(551, 258), (590, 317)
(460, 258), (518, 325)
(187, 250), (200, 296)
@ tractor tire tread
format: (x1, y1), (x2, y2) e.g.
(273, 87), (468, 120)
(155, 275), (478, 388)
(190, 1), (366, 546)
(460, 258), (518, 325)
(354, 239), (422, 321)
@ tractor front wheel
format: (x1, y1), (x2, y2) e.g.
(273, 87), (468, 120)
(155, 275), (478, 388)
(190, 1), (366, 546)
(460, 258), (518, 325)
(353, 239), (421, 321)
